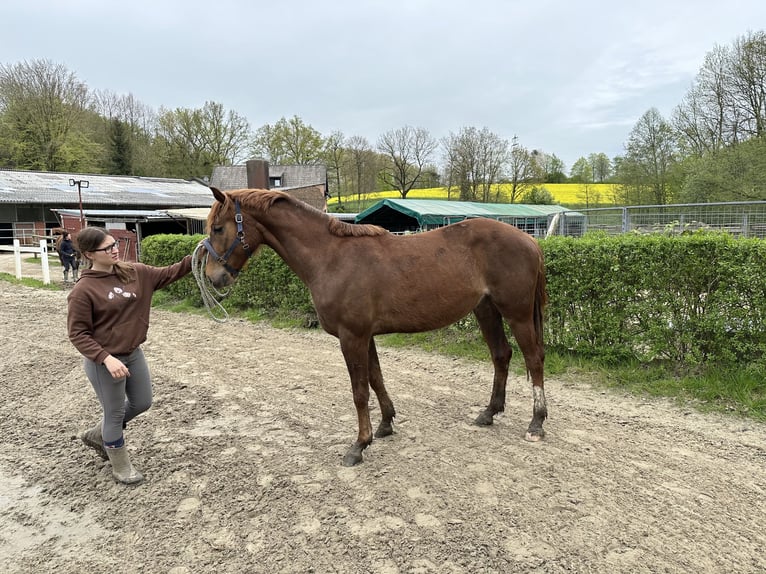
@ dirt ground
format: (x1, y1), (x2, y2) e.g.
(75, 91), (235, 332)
(1, 259), (766, 573)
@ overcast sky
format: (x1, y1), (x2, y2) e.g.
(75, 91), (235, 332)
(2, 1), (764, 172)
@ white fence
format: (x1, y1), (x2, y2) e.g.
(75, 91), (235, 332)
(0, 239), (52, 284)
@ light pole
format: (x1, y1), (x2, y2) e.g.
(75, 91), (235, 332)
(69, 178), (89, 229)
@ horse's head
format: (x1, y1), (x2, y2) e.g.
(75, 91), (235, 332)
(203, 187), (259, 288)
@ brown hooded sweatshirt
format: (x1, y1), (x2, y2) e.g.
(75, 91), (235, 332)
(67, 256), (192, 364)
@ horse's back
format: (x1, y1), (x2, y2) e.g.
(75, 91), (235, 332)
(426, 218), (542, 265)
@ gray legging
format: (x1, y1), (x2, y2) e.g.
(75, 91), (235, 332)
(83, 347), (152, 445)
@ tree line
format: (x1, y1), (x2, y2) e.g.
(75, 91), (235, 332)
(0, 30), (764, 207)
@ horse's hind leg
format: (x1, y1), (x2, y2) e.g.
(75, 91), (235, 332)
(473, 297), (512, 426)
(507, 318), (547, 441)
(368, 338), (396, 438)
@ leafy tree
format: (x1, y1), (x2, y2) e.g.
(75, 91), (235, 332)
(521, 186), (556, 204)
(92, 89), (160, 176)
(156, 101), (250, 178)
(617, 108), (679, 205)
(377, 125), (437, 198)
(532, 150), (566, 183)
(570, 157), (591, 183)
(251, 115), (323, 165)
(679, 136), (766, 202)
(416, 165), (441, 189)
(589, 153), (612, 182)
(0, 59), (92, 170)
(108, 118), (133, 175)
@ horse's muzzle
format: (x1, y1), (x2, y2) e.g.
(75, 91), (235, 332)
(207, 267), (235, 289)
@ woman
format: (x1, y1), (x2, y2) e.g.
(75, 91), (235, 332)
(67, 227), (192, 485)
(58, 232), (78, 282)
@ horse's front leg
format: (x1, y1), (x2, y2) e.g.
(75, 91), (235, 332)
(339, 333), (373, 466)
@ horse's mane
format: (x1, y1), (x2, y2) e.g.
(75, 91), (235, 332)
(219, 189), (389, 238)
(327, 217), (388, 238)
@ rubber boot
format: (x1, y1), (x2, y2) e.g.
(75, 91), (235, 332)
(105, 446), (144, 485)
(80, 421), (108, 460)
(72, 268), (78, 281)
(63, 270), (69, 282)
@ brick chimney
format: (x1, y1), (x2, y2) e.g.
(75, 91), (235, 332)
(246, 159), (270, 189)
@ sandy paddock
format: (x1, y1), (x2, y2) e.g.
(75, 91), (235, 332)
(1, 272), (765, 573)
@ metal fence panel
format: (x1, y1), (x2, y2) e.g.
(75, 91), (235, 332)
(568, 201), (766, 238)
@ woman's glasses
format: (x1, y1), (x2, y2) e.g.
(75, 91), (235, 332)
(92, 242), (119, 253)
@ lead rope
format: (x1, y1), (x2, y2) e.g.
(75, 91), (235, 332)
(192, 242), (230, 323)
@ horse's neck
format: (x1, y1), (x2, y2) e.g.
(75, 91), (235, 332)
(259, 207), (333, 284)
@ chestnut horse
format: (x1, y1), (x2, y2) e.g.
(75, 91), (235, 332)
(202, 187), (548, 466)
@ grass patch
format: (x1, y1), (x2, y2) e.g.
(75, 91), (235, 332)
(0, 272), (63, 290)
(23, 256), (61, 266)
(379, 330), (489, 362)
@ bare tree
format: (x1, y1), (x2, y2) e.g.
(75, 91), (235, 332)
(199, 101), (251, 165)
(506, 136), (537, 203)
(730, 30), (766, 139)
(345, 135), (376, 209)
(322, 130), (346, 208)
(377, 126), (437, 198)
(442, 127), (508, 202)
(92, 89), (157, 135)
(673, 31), (766, 156)
(673, 45), (736, 155)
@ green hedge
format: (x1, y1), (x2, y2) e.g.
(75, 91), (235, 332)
(543, 232), (766, 367)
(140, 234), (203, 303)
(142, 232), (766, 369)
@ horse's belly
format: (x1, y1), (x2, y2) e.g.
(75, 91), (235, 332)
(372, 290), (482, 334)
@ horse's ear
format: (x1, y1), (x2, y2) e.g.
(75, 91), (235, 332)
(211, 186), (226, 204)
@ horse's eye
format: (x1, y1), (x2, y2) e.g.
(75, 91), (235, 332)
(212, 226), (223, 234)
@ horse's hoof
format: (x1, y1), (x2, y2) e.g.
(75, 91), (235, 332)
(374, 422), (394, 438)
(525, 429), (545, 442)
(474, 411), (494, 426)
(341, 451), (363, 466)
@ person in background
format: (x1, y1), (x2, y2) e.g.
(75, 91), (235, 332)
(67, 227), (192, 485)
(59, 232), (78, 282)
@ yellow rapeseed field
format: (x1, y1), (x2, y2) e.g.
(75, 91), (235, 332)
(330, 183), (618, 208)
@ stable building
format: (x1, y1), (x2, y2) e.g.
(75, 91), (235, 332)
(210, 159), (328, 211)
(0, 169), (213, 249)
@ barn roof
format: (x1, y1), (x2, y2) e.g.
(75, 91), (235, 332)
(0, 169), (213, 207)
(54, 208), (182, 221)
(356, 198), (579, 231)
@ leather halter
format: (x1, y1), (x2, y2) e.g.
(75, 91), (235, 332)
(202, 199), (253, 277)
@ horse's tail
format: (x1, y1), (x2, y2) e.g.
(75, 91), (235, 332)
(534, 254), (548, 348)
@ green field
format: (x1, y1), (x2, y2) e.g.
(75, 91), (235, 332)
(330, 183), (618, 210)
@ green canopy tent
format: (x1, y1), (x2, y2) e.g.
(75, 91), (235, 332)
(355, 199), (584, 237)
